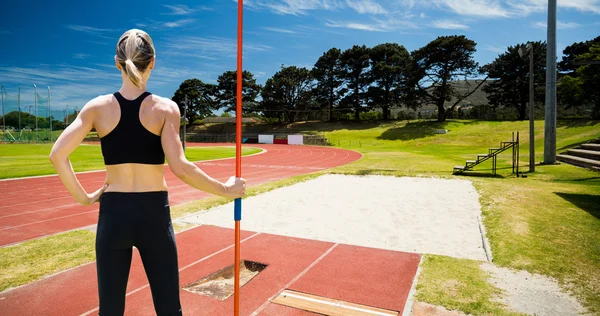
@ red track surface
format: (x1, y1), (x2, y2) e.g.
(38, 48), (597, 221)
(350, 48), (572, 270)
(0, 226), (421, 316)
(0, 144), (362, 247)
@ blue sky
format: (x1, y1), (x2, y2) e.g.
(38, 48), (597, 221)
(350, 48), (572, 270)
(1, 0), (599, 119)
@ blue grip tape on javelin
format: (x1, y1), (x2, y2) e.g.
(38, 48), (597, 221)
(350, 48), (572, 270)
(234, 198), (242, 221)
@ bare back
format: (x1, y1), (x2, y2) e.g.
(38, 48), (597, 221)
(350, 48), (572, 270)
(93, 93), (171, 192)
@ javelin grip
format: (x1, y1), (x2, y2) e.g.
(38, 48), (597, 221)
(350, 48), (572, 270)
(234, 198), (242, 221)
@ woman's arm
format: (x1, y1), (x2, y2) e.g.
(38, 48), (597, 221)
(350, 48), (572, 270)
(49, 98), (107, 205)
(160, 100), (246, 199)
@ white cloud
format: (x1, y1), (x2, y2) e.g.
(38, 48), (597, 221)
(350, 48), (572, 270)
(162, 4), (195, 15)
(163, 19), (195, 28)
(433, 0), (511, 17)
(262, 27), (299, 34)
(66, 25), (116, 34)
(0, 65), (121, 110)
(325, 20), (388, 31)
(345, 0), (387, 14)
(510, 0), (600, 15)
(405, 0), (600, 18)
(164, 36), (272, 60)
(432, 20), (469, 30)
(253, 71), (267, 78)
(484, 44), (506, 53)
(420, 12), (426, 18)
(532, 20), (583, 29)
(242, 0), (345, 15)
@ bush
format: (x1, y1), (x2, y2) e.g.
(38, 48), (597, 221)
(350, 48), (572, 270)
(396, 110), (416, 120)
(359, 111), (382, 121)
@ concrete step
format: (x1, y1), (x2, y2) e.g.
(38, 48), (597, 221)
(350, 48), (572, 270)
(557, 154), (600, 170)
(581, 143), (600, 151)
(566, 149), (600, 161)
(466, 160), (476, 164)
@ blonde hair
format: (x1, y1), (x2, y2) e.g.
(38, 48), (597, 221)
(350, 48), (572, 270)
(116, 29), (155, 88)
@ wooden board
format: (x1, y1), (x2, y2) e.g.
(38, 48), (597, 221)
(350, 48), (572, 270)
(272, 290), (399, 316)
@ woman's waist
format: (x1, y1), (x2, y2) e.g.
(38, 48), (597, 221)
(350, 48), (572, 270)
(104, 164), (167, 192)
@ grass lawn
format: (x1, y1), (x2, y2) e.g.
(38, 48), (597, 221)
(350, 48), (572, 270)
(0, 144), (262, 179)
(2, 119), (599, 315)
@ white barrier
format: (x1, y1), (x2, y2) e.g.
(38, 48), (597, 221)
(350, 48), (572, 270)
(288, 134), (303, 145)
(258, 135), (274, 144)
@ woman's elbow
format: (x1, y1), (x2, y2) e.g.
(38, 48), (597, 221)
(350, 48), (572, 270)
(170, 161), (189, 179)
(49, 151), (62, 165)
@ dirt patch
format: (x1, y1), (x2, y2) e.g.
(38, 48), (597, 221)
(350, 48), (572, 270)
(480, 263), (587, 316)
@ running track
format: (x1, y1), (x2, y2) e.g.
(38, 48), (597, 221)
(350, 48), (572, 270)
(0, 144), (362, 247)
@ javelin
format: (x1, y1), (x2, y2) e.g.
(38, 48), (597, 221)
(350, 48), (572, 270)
(234, 0), (243, 314)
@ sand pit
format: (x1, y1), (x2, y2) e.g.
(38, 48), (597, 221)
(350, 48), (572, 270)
(179, 174), (489, 261)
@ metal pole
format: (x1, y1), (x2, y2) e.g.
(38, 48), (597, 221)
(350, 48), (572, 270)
(1, 85), (5, 143)
(34, 84), (38, 142)
(18, 86), (21, 132)
(234, 0), (243, 314)
(49, 87), (52, 142)
(529, 46), (535, 172)
(183, 95), (187, 152)
(544, 0), (557, 164)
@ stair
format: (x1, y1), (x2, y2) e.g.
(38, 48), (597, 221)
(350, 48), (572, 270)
(557, 138), (600, 171)
(453, 132), (519, 175)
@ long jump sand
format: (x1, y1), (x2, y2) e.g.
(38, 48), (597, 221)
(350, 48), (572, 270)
(179, 174), (488, 261)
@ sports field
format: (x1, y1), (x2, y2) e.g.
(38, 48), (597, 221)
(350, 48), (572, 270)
(0, 144), (262, 179)
(1, 119), (599, 316)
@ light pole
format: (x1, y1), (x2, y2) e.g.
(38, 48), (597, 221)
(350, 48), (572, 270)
(544, 0), (557, 164)
(1, 85), (5, 144)
(34, 84), (38, 142)
(18, 86), (21, 132)
(48, 87), (52, 142)
(183, 95), (187, 152)
(519, 43), (535, 172)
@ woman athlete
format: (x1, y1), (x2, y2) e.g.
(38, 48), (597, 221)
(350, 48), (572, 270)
(49, 29), (246, 315)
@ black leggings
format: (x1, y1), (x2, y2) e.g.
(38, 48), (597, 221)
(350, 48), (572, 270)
(96, 191), (182, 316)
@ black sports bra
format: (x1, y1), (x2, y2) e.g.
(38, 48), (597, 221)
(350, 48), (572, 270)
(100, 92), (165, 165)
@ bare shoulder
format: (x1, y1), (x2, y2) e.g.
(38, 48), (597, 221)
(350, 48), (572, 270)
(79, 94), (115, 114)
(150, 95), (180, 116)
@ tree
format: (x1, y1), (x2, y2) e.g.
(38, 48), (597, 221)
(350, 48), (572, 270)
(339, 45), (372, 120)
(558, 36), (600, 75)
(215, 70), (261, 112)
(482, 41), (547, 120)
(312, 48), (344, 121)
(367, 43), (411, 120)
(409, 35), (486, 122)
(261, 66), (315, 123)
(558, 44), (600, 119)
(172, 78), (217, 123)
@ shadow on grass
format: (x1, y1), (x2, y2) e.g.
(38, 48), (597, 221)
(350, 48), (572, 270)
(555, 192), (600, 220)
(557, 119), (600, 129)
(557, 137), (600, 152)
(377, 120), (483, 141)
(453, 172), (507, 179)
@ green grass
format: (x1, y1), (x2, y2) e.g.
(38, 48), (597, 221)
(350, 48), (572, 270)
(0, 172), (325, 293)
(415, 255), (525, 316)
(2, 119), (599, 315)
(0, 230), (96, 292)
(0, 144), (262, 179)
(310, 119), (600, 315)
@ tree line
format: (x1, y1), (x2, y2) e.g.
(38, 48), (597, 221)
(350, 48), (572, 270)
(167, 34), (599, 123)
